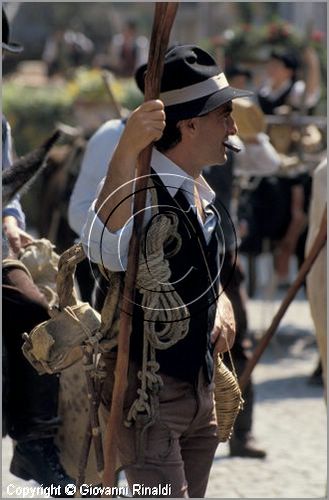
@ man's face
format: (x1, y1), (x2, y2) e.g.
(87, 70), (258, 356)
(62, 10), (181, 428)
(267, 58), (293, 85)
(230, 75), (248, 90)
(194, 101), (238, 166)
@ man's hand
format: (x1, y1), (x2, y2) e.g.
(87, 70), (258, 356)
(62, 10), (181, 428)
(211, 292), (236, 355)
(3, 216), (33, 255)
(119, 99), (166, 157)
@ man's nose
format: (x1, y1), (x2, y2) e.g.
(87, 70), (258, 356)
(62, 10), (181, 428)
(228, 116), (238, 136)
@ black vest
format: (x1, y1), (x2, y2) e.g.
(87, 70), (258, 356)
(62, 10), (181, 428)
(130, 172), (220, 384)
(258, 81), (295, 115)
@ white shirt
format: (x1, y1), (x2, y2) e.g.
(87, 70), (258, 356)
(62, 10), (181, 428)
(259, 78), (320, 110)
(68, 119), (125, 236)
(81, 149), (217, 272)
(231, 133), (281, 177)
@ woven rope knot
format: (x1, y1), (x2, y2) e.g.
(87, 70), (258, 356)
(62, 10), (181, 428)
(125, 387), (151, 427)
(136, 213), (180, 289)
(135, 213), (190, 351)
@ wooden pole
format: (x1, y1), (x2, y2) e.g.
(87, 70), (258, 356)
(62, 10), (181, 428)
(101, 3), (178, 493)
(101, 70), (123, 119)
(239, 207), (327, 392)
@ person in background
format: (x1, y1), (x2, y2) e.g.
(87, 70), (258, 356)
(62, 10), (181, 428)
(68, 119), (125, 239)
(42, 27), (94, 77)
(226, 64), (281, 178)
(2, 8), (73, 493)
(305, 158), (327, 393)
(107, 19), (149, 77)
(226, 65), (253, 93)
(257, 47), (321, 115)
(68, 118), (125, 308)
(257, 47), (321, 284)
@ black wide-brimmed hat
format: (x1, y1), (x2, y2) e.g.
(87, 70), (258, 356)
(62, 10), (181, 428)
(2, 8), (23, 53)
(270, 49), (299, 71)
(135, 45), (253, 120)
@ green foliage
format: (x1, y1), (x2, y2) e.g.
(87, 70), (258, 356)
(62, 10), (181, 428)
(220, 19), (327, 63)
(119, 79), (143, 111)
(3, 83), (74, 154)
(222, 25), (263, 63)
(2, 69), (143, 155)
(67, 67), (143, 109)
(260, 19), (304, 51)
(223, 20), (306, 65)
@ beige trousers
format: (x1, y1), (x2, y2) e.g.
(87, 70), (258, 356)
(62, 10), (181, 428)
(101, 354), (219, 498)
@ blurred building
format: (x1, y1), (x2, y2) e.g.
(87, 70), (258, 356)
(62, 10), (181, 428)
(6, 2), (327, 73)
(277, 2), (327, 35)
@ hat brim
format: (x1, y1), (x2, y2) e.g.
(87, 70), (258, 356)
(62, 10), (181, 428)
(2, 41), (23, 53)
(164, 86), (253, 121)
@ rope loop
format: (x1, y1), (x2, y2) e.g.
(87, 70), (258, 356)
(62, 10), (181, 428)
(136, 212), (190, 351)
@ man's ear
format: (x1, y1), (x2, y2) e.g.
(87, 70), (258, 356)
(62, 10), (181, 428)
(178, 118), (197, 137)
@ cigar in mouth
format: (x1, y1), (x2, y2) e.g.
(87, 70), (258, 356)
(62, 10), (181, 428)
(223, 140), (241, 153)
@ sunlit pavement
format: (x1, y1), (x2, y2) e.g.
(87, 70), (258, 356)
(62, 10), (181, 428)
(206, 265), (327, 498)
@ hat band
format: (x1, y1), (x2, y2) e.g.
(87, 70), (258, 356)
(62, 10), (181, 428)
(160, 73), (229, 107)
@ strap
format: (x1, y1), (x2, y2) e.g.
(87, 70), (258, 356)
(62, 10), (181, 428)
(56, 243), (87, 309)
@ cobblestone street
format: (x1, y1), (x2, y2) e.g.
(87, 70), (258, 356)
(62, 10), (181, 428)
(205, 282), (327, 499)
(206, 330), (326, 498)
(2, 280), (327, 499)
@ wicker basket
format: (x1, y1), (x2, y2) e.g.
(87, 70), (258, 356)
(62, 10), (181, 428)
(214, 353), (244, 443)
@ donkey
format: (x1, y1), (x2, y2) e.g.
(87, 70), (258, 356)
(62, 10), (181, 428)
(2, 129), (61, 208)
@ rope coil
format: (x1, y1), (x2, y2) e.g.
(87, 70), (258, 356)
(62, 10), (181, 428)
(136, 212), (189, 350)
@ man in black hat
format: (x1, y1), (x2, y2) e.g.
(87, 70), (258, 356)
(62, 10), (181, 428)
(258, 47), (321, 115)
(82, 45), (252, 496)
(2, 8), (73, 493)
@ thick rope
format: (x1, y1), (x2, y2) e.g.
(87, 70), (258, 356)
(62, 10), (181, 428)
(136, 212), (190, 350)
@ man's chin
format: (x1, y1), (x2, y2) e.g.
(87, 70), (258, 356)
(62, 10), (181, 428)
(217, 152), (227, 165)
(204, 151), (227, 168)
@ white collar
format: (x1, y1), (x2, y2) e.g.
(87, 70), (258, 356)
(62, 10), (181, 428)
(150, 148), (215, 208)
(260, 78), (293, 101)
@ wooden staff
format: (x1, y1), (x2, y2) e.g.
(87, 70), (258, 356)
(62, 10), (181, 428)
(101, 70), (123, 119)
(83, 347), (104, 473)
(76, 421), (92, 490)
(102, 3), (178, 492)
(239, 207), (327, 392)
